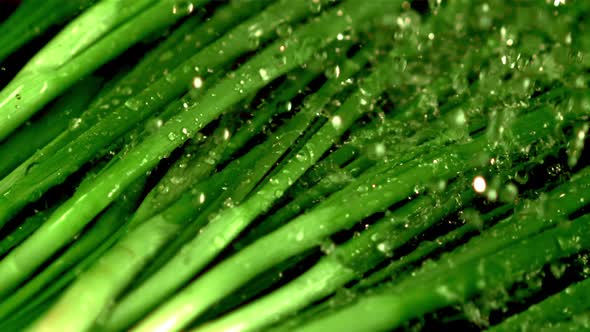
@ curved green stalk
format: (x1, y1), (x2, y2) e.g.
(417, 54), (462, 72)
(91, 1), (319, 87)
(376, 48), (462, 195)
(358, 204), (514, 288)
(487, 278), (590, 332)
(0, 0), (265, 197)
(291, 213), (590, 332)
(133, 100), (586, 332)
(0, 178), (146, 320)
(0, 76), (102, 178)
(0, 0), (389, 299)
(130, 67), (321, 225)
(0, 0), (330, 226)
(0, 0), (97, 62)
(192, 181), (473, 332)
(0, 207), (57, 257)
(27, 202), (178, 331)
(0, 0), (203, 141)
(99, 45), (372, 332)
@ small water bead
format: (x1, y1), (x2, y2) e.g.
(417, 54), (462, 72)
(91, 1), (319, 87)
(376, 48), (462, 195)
(320, 240), (336, 254)
(308, 0), (322, 13)
(374, 143), (386, 157)
(259, 68), (270, 81)
(567, 124), (588, 167)
(455, 110), (467, 126)
(69, 117), (83, 130)
(222, 128), (231, 140)
(172, 1), (195, 15)
(486, 189), (498, 202)
(472, 176), (486, 193)
(145, 118), (163, 133)
(331, 115), (342, 129)
(295, 230), (304, 241)
(192, 76), (203, 89)
(500, 183), (519, 203)
(124, 98), (142, 111)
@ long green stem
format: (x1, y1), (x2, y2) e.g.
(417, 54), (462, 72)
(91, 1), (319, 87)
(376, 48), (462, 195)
(291, 213), (590, 332)
(487, 278), (590, 332)
(192, 181), (473, 332)
(0, 178), (146, 319)
(0, 0), (331, 226)
(358, 204), (514, 288)
(0, 207), (57, 257)
(0, 0), (97, 62)
(100, 44), (373, 332)
(130, 67), (321, 225)
(0, 76), (102, 178)
(0, 0), (390, 298)
(134, 100), (587, 332)
(0, 0), (202, 141)
(0, 0), (266, 197)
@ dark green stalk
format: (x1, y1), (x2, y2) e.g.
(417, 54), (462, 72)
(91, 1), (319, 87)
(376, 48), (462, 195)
(291, 213), (590, 332)
(487, 278), (590, 332)
(358, 204), (514, 289)
(99, 44), (374, 332)
(130, 67), (322, 225)
(0, 76), (102, 178)
(0, 206), (57, 258)
(0, 0), (268, 197)
(192, 181), (473, 332)
(0, 0), (333, 226)
(0, 178), (146, 320)
(0, 0), (203, 141)
(136, 99), (588, 332)
(0, 0), (97, 62)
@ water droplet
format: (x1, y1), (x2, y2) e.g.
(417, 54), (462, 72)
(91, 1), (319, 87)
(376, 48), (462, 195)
(295, 230), (304, 241)
(308, 0), (322, 13)
(25, 162), (39, 175)
(436, 285), (460, 302)
(320, 240), (335, 254)
(567, 124), (588, 168)
(223, 128), (231, 140)
(69, 117), (82, 130)
(455, 110), (466, 126)
(331, 115), (342, 129)
(259, 68), (270, 81)
(276, 23), (293, 38)
(376, 242), (393, 257)
(192, 76), (203, 89)
(500, 183), (518, 203)
(145, 118), (163, 134)
(473, 176), (486, 193)
(125, 98), (141, 111)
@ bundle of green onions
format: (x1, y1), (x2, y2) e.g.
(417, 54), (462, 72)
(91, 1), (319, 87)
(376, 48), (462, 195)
(0, 0), (589, 331)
